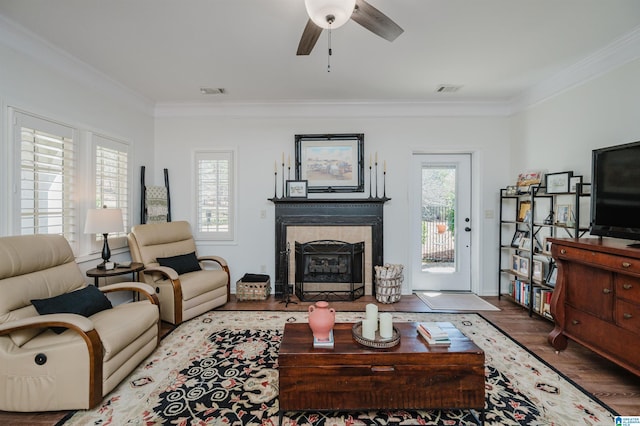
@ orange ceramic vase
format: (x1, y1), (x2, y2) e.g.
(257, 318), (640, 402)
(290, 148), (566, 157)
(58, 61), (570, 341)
(308, 301), (335, 341)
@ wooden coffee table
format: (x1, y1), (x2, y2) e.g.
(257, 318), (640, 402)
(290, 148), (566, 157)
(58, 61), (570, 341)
(278, 322), (485, 424)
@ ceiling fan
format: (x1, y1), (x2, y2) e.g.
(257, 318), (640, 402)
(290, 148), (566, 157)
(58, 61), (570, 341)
(297, 0), (404, 56)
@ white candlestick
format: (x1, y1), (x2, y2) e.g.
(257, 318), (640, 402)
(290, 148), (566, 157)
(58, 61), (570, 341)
(365, 303), (378, 331)
(362, 319), (376, 340)
(379, 313), (393, 339)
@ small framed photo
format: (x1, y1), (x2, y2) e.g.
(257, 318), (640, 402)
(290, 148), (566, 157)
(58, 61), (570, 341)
(555, 204), (572, 225)
(533, 260), (543, 281)
(542, 237), (553, 254)
(546, 262), (558, 287)
(516, 171), (543, 193)
(286, 180), (308, 198)
(519, 237), (531, 250)
(517, 201), (532, 222)
(511, 254), (520, 272)
(519, 257), (530, 276)
(545, 171), (573, 194)
(511, 230), (529, 248)
(569, 175), (583, 193)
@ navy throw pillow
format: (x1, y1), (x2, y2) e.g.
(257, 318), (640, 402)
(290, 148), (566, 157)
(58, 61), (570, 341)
(157, 251), (202, 275)
(31, 285), (113, 334)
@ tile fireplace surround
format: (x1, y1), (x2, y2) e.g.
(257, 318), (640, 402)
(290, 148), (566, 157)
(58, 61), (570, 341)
(271, 197), (389, 297)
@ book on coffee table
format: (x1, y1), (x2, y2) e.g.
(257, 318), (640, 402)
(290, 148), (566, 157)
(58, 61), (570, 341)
(313, 329), (335, 348)
(417, 322), (451, 346)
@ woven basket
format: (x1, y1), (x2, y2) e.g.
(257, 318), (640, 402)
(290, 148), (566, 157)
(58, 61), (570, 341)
(375, 275), (403, 304)
(236, 279), (271, 301)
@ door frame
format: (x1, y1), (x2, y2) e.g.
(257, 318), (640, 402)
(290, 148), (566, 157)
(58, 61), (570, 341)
(407, 149), (481, 295)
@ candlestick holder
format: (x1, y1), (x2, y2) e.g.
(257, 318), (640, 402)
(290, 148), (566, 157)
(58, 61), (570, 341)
(368, 165), (373, 198)
(281, 163), (285, 198)
(274, 171), (278, 199)
(383, 170), (386, 198)
(288, 166), (291, 181)
(375, 162), (379, 198)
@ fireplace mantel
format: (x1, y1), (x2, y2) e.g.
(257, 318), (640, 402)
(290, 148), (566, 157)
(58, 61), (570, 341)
(270, 197), (390, 296)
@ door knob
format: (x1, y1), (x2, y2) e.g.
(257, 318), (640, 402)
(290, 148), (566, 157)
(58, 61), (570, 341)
(464, 227), (471, 232)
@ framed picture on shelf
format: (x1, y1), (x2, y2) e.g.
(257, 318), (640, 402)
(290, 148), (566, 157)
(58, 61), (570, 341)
(555, 204), (572, 225)
(286, 180), (308, 198)
(516, 171), (543, 193)
(511, 230), (529, 248)
(533, 260), (544, 281)
(545, 171), (573, 194)
(569, 175), (583, 193)
(294, 133), (364, 193)
(519, 257), (530, 276)
(519, 237), (531, 250)
(517, 201), (532, 222)
(511, 254), (520, 273)
(546, 262), (558, 287)
(542, 237), (553, 254)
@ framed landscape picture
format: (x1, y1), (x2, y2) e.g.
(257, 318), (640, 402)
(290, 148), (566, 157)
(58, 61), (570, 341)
(295, 133), (364, 193)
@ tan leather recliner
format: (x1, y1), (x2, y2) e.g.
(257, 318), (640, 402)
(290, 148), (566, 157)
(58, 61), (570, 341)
(0, 234), (160, 412)
(128, 221), (230, 325)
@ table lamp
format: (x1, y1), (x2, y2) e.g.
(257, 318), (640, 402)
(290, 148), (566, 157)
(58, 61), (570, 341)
(85, 206), (124, 269)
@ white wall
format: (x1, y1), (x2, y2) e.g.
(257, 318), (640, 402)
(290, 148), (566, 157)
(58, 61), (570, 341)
(511, 58), (640, 181)
(154, 112), (511, 295)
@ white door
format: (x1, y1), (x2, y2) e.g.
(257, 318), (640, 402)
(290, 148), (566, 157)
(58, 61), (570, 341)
(410, 153), (472, 291)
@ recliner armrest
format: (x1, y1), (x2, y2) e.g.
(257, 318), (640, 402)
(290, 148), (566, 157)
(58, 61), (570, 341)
(100, 282), (160, 305)
(198, 255), (228, 268)
(0, 313), (95, 336)
(142, 265), (179, 280)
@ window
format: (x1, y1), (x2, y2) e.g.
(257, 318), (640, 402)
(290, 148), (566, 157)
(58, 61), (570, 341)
(15, 112), (76, 243)
(93, 135), (130, 249)
(195, 150), (235, 240)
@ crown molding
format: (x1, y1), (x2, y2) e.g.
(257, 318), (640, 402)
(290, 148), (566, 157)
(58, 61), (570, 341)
(0, 14), (155, 116)
(511, 24), (640, 112)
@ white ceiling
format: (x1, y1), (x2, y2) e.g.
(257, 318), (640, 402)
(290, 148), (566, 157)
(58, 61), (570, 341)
(1, 0), (640, 107)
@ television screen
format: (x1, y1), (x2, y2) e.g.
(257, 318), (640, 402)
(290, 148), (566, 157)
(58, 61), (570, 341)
(591, 140), (640, 241)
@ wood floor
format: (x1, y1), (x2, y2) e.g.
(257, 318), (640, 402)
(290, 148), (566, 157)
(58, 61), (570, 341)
(2, 295), (639, 424)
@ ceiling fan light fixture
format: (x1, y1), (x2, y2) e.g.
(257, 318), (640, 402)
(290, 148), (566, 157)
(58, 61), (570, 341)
(304, 0), (356, 29)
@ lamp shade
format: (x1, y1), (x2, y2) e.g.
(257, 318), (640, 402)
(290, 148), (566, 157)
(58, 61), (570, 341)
(84, 208), (124, 234)
(304, 0), (356, 29)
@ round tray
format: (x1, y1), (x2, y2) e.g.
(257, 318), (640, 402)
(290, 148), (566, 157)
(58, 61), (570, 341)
(352, 321), (401, 349)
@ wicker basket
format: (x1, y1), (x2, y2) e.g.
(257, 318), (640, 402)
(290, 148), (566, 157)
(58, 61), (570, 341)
(236, 279), (271, 301)
(375, 275), (403, 304)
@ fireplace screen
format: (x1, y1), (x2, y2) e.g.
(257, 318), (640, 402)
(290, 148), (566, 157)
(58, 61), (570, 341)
(295, 240), (364, 301)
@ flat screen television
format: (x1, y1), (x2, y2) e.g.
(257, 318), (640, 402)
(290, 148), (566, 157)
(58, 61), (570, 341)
(590, 140), (640, 244)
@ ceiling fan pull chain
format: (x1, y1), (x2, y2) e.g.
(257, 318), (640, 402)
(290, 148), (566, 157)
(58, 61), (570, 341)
(327, 25), (332, 72)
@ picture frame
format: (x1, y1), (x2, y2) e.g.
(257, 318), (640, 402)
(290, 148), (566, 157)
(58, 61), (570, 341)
(519, 257), (530, 276)
(555, 204), (572, 225)
(546, 262), (558, 287)
(295, 133), (364, 193)
(519, 237), (531, 250)
(517, 201), (532, 222)
(286, 180), (308, 198)
(542, 237), (553, 254)
(516, 171), (543, 193)
(511, 230), (529, 248)
(511, 254), (520, 272)
(545, 171), (573, 194)
(569, 175), (583, 193)
(533, 260), (543, 281)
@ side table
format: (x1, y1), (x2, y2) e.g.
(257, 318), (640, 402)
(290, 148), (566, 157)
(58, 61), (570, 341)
(86, 262), (145, 287)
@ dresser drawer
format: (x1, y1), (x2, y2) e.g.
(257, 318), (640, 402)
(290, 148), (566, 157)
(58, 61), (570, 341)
(616, 299), (640, 334)
(616, 274), (640, 304)
(555, 245), (640, 275)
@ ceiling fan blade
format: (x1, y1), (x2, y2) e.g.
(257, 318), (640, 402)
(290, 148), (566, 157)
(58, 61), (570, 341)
(297, 19), (323, 55)
(351, 0), (404, 42)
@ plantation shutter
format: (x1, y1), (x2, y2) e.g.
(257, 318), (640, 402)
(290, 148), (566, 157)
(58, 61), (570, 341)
(195, 150), (234, 240)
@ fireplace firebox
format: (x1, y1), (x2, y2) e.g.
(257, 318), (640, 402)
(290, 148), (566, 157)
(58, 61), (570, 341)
(295, 240), (364, 301)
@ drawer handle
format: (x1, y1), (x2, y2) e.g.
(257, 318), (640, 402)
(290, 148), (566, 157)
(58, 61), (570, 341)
(371, 366), (395, 373)
(560, 249), (567, 255)
(623, 284), (633, 290)
(622, 262), (632, 268)
(602, 288), (612, 294)
(571, 320), (581, 325)
(623, 313), (633, 320)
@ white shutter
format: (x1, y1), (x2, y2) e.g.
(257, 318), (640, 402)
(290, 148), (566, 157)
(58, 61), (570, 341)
(195, 150), (235, 240)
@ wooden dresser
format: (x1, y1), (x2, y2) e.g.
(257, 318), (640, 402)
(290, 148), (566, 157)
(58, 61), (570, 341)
(548, 238), (640, 376)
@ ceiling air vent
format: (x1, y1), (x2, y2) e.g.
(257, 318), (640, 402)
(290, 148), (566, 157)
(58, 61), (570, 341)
(435, 85), (462, 93)
(200, 87), (226, 95)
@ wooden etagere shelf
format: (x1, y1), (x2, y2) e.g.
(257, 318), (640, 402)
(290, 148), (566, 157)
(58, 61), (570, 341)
(498, 183), (591, 320)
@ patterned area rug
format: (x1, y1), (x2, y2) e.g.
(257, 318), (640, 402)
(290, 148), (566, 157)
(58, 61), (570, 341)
(61, 311), (615, 425)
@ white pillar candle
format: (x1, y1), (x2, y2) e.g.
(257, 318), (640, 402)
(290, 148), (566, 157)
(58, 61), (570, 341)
(365, 303), (378, 330)
(362, 319), (376, 340)
(379, 313), (393, 339)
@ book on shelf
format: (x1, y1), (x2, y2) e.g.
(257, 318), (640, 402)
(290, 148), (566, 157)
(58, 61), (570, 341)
(313, 329), (334, 348)
(417, 322), (451, 346)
